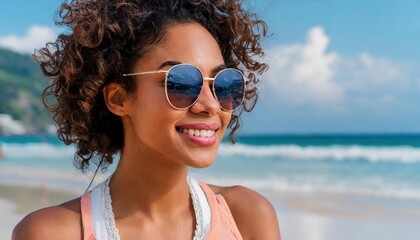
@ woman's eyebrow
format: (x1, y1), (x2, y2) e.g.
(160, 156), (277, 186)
(211, 64), (227, 74)
(158, 61), (226, 73)
(158, 60), (182, 69)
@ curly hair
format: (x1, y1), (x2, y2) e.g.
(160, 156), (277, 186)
(36, 0), (268, 172)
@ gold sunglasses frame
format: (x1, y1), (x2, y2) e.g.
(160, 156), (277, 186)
(122, 63), (248, 111)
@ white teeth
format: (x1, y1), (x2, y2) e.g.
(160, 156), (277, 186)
(200, 130), (207, 137)
(179, 128), (216, 138)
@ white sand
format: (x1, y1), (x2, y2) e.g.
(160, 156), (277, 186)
(269, 190), (420, 240)
(2, 183), (420, 240)
(0, 198), (23, 240)
(0, 183), (78, 240)
(279, 209), (420, 240)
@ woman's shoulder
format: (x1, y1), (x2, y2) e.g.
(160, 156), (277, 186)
(208, 184), (281, 240)
(12, 197), (82, 240)
(207, 184), (277, 219)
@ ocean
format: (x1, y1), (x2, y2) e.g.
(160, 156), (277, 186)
(1, 134), (420, 200)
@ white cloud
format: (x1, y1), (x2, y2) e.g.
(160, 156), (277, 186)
(0, 25), (56, 54)
(334, 53), (418, 113)
(264, 26), (342, 105)
(263, 26), (419, 110)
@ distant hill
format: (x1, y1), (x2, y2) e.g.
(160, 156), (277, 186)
(0, 48), (51, 133)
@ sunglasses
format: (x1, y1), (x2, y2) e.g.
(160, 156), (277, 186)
(122, 63), (248, 111)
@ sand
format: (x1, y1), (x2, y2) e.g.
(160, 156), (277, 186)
(267, 190), (420, 240)
(0, 198), (21, 240)
(1, 183), (420, 240)
(0, 184), (77, 240)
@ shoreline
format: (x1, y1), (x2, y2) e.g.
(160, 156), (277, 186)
(259, 188), (420, 240)
(1, 182), (420, 240)
(0, 197), (21, 240)
(0, 183), (78, 215)
(275, 190), (420, 223)
(0, 183), (78, 240)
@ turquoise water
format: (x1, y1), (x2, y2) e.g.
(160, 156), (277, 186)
(236, 134), (420, 147)
(1, 134), (420, 200)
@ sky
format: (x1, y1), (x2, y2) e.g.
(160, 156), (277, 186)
(0, 0), (419, 134)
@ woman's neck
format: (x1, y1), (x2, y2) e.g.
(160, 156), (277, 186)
(108, 146), (191, 220)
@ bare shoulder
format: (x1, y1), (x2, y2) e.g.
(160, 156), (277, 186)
(12, 198), (82, 240)
(209, 184), (281, 240)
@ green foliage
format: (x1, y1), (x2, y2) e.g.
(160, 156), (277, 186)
(0, 48), (51, 133)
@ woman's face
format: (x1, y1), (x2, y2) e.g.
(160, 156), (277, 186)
(123, 22), (232, 168)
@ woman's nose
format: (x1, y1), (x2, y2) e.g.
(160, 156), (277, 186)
(189, 80), (220, 116)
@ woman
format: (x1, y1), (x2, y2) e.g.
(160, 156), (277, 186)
(13, 0), (280, 239)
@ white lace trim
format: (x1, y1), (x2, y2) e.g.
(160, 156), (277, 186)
(187, 176), (205, 240)
(102, 177), (121, 240)
(101, 176), (204, 240)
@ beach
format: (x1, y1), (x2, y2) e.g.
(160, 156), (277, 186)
(0, 184), (77, 240)
(272, 191), (420, 240)
(1, 183), (420, 240)
(1, 134), (420, 239)
(0, 195), (21, 240)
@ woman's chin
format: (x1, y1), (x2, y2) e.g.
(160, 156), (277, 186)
(187, 156), (216, 169)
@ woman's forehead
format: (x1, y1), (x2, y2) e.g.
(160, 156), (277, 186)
(134, 23), (225, 73)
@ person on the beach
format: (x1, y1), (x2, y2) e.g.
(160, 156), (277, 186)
(13, 0), (280, 239)
(0, 144), (3, 160)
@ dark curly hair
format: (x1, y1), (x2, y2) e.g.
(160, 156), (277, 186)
(36, 0), (268, 172)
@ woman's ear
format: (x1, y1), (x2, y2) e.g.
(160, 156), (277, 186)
(103, 83), (130, 116)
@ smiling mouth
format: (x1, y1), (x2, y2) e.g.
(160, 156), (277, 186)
(176, 127), (217, 138)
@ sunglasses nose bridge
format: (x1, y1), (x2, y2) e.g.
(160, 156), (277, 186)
(191, 78), (220, 112)
(202, 77), (216, 94)
(201, 78), (216, 97)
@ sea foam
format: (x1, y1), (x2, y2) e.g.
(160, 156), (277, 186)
(219, 143), (420, 163)
(195, 175), (420, 201)
(1, 142), (74, 159)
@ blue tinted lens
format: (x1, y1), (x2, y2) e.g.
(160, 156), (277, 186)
(166, 65), (203, 108)
(214, 69), (245, 110)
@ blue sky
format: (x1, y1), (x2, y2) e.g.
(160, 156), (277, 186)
(1, 1), (420, 134)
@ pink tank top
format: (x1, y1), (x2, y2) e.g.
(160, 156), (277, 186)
(80, 182), (243, 239)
